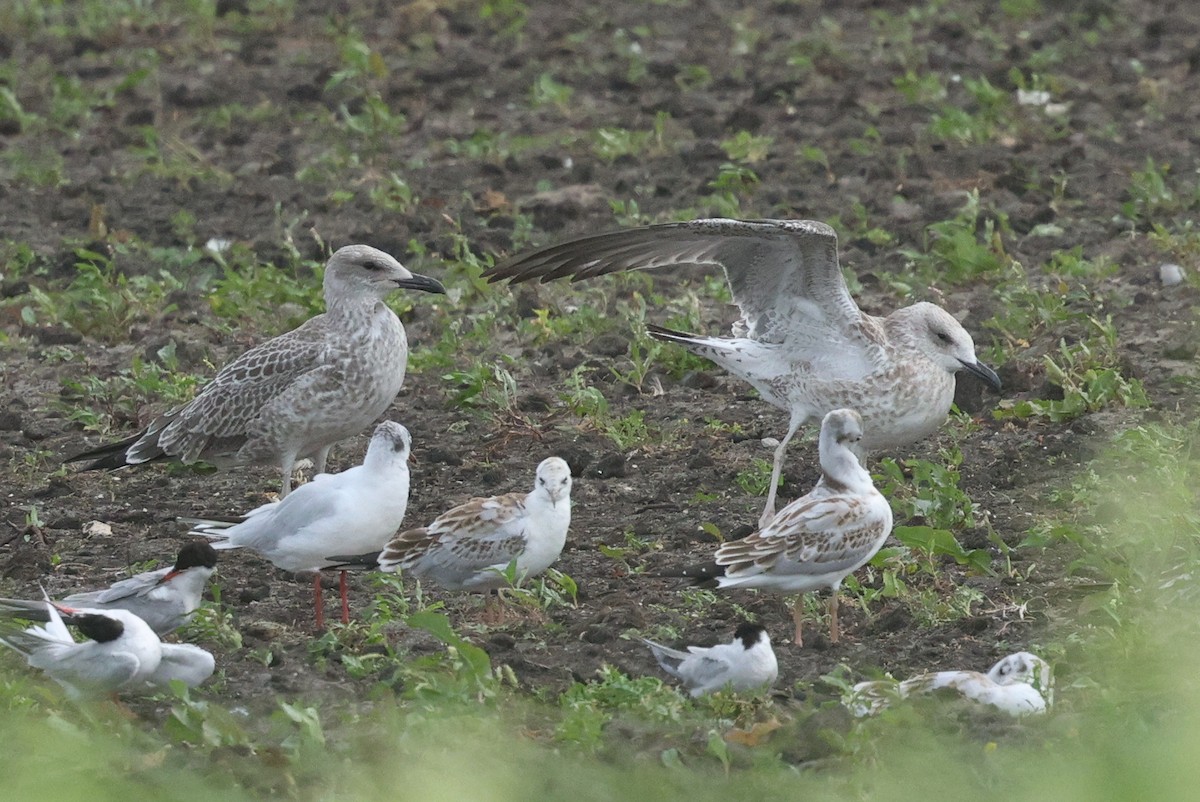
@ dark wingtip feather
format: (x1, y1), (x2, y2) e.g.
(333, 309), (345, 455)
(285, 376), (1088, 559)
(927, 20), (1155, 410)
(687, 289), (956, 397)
(644, 323), (700, 342)
(322, 552), (381, 572)
(648, 561), (725, 589)
(64, 431), (168, 471)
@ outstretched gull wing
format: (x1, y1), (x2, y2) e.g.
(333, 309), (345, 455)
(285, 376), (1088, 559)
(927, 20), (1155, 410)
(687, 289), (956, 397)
(484, 218), (865, 345)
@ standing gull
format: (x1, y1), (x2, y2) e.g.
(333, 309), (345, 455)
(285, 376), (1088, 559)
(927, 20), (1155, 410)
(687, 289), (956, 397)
(643, 623), (779, 697)
(66, 245), (444, 496)
(0, 601), (215, 698)
(847, 651), (1053, 717)
(662, 408), (893, 647)
(183, 421), (412, 629)
(484, 219), (1000, 526)
(0, 541), (218, 635)
(328, 457), (572, 614)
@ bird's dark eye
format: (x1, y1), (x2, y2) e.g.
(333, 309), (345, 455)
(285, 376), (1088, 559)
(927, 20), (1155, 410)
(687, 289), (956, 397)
(934, 330), (952, 344)
(362, 260), (385, 272)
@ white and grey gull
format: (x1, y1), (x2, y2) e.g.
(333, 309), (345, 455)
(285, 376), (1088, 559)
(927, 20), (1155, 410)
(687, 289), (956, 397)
(66, 245), (444, 497)
(183, 421), (412, 629)
(484, 218), (1000, 526)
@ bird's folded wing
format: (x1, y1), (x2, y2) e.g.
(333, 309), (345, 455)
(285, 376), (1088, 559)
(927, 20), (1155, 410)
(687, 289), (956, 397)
(66, 569), (167, 604)
(41, 647), (143, 691)
(716, 495), (888, 578)
(158, 321), (330, 444)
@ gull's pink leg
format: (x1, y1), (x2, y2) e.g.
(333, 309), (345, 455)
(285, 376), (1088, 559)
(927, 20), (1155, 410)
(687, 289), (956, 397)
(313, 573), (325, 630)
(792, 598), (804, 647)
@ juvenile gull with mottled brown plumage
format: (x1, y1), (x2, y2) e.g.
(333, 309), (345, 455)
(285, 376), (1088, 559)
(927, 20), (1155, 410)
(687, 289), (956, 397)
(662, 409), (893, 647)
(327, 457), (572, 598)
(66, 245), (445, 496)
(483, 218), (1000, 527)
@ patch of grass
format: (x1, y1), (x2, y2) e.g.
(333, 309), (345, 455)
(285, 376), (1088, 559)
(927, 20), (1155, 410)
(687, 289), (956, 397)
(558, 367), (663, 450)
(734, 458), (779, 497)
(60, 344), (204, 433)
(927, 76), (1012, 145)
(1120, 157), (1200, 226)
(442, 358), (519, 413)
(994, 317), (1148, 423)
(592, 112), (672, 163)
(206, 247), (324, 330)
(898, 190), (1013, 288)
(17, 247), (191, 341)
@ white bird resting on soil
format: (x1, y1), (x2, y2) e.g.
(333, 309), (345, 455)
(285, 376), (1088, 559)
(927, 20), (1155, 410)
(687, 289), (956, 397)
(327, 457), (572, 617)
(66, 245), (444, 497)
(0, 600), (215, 698)
(846, 651), (1054, 717)
(182, 421), (412, 629)
(643, 622), (779, 697)
(0, 541), (217, 636)
(659, 408), (893, 647)
(484, 218), (1001, 527)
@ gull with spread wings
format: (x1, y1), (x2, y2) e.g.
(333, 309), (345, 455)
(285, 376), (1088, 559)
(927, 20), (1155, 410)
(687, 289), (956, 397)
(485, 219), (1000, 526)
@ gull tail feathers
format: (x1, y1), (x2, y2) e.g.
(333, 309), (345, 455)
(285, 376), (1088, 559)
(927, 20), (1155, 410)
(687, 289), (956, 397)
(645, 323), (739, 352)
(0, 598), (55, 623)
(64, 432), (160, 471)
(178, 516), (243, 549)
(641, 639), (689, 679)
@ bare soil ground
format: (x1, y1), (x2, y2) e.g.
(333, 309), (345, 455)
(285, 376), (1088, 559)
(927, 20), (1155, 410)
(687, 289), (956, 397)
(1, 0), (1197, 728)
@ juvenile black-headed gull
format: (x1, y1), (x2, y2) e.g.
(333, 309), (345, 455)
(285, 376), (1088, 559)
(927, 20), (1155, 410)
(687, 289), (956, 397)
(643, 622), (778, 697)
(484, 218), (1000, 526)
(66, 245), (444, 497)
(0, 601), (214, 697)
(0, 542), (217, 636)
(184, 421), (411, 628)
(328, 457), (572, 607)
(847, 651), (1053, 717)
(663, 408), (893, 647)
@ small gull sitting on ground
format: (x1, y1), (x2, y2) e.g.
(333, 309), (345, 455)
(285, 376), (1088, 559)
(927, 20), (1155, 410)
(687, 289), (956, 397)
(328, 457), (572, 616)
(183, 421), (412, 629)
(643, 622), (779, 697)
(0, 600), (215, 697)
(0, 541), (217, 636)
(847, 651), (1053, 717)
(484, 218), (1000, 526)
(660, 408), (893, 647)
(66, 245), (444, 497)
